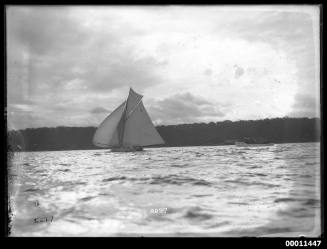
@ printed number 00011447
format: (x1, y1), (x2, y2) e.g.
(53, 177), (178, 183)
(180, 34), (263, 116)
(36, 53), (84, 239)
(285, 241), (321, 247)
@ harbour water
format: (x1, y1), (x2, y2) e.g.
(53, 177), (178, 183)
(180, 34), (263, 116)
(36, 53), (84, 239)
(8, 143), (321, 236)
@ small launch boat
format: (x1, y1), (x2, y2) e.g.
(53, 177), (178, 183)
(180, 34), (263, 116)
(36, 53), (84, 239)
(93, 87), (165, 152)
(235, 141), (274, 147)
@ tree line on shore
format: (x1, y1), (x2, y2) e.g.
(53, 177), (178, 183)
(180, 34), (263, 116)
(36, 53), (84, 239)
(7, 117), (320, 152)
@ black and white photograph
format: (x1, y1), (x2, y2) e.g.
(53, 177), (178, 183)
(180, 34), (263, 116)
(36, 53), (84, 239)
(6, 5), (321, 237)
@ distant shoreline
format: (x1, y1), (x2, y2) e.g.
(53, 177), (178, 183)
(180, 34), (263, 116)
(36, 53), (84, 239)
(7, 117), (320, 152)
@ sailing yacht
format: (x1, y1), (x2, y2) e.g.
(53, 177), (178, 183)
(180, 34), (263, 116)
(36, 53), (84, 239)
(93, 87), (165, 152)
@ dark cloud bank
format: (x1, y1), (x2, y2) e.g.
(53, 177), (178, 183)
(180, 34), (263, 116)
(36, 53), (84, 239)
(148, 92), (226, 124)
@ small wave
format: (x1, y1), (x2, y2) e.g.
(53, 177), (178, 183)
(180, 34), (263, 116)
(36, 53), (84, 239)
(183, 207), (213, 221)
(192, 194), (212, 198)
(255, 173), (267, 177)
(222, 226), (292, 236)
(225, 179), (279, 188)
(149, 175), (211, 186)
(300, 174), (312, 178)
(302, 183), (314, 187)
(170, 163), (190, 168)
(23, 188), (39, 192)
(79, 196), (96, 202)
(98, 192), (115, 198)
(277, 207), (312, 218)
(103, 176), (128, 182)
(59, 163), (70, 166)
(58, 207), (76, 218)
(235, 151), (246, 154)
(228, 202), (248, 205)
(284, 156), (308, 160)
(58, 169), (70, 172)
(207, 221), (230, 228)
(102, 174), (212, 186)
(61, 181), (86, 187)
(274, 198), (302, 203)
(303, 198), (320, 207)
(263, 227), (293, 234)
(75, 182), (87, 185)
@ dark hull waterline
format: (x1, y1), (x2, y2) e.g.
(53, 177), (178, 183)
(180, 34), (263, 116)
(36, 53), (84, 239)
(111, 146), (144, 152)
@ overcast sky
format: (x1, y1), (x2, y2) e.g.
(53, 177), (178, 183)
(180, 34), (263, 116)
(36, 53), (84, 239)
(7, 5), (320, 130)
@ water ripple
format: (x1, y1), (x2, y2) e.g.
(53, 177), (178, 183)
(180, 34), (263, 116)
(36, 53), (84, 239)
(8, 143), (320, 236)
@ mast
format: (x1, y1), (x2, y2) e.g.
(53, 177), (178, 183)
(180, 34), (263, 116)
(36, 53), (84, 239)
(117, 101), (128, 147)
(117, 87), (141, 147)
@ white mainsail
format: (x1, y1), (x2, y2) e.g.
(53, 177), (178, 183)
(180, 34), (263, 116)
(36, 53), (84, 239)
(93, 88), (164, 148)
(123, 96), (165, 146)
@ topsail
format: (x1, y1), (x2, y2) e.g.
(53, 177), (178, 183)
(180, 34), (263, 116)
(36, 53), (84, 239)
(93, 88), (165, 149)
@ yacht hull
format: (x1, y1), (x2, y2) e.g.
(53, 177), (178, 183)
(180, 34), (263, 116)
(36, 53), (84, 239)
(111, 146), (143, 152)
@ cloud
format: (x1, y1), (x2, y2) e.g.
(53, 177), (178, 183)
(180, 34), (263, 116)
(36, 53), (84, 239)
(147, 92), (226, 124)
(288, 93), (320, 118)
(234, 65), (244, 79)
(218, 9), (319, 97)
(64, 78), (87, 90)
(6, 6), (167, 129)
(7, 7), (90, 56)
(6, 6), (320, 129)
(204, 68), (212, 76)
(7, 7), (165, 99)
(90, 107), (110, 114)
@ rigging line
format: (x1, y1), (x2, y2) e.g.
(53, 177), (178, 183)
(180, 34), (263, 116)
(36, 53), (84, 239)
(118, 101), (128, 146)
(124, 96), (143, 120)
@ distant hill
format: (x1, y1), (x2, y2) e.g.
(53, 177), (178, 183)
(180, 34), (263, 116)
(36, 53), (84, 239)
(7, 117), (320, 152)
